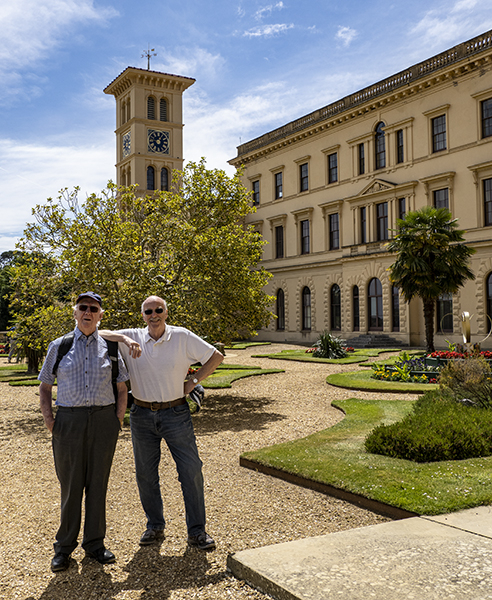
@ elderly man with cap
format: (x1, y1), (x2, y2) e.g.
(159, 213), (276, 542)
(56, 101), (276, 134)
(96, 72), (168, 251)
(38, 292), (136, 573)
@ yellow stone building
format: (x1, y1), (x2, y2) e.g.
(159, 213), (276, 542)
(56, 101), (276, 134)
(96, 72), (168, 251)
(104, 67), (195, 193)
(230, 30), (492, 348)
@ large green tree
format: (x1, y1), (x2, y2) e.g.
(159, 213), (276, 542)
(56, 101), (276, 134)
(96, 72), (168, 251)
(10, 160), (273, 371)
(387, 206), (475, 354)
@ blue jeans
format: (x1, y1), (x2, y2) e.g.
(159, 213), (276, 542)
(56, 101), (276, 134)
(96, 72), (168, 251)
(130, 402), (206, 536)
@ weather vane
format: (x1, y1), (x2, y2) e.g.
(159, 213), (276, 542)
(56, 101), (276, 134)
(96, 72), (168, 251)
(142, 45), (157, 70)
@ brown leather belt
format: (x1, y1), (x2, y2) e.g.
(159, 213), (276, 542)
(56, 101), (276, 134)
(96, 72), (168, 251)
(134, 397), (187, 411)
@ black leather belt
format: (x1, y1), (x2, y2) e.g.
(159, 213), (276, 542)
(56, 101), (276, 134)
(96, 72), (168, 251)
(133, 397), (186, 411)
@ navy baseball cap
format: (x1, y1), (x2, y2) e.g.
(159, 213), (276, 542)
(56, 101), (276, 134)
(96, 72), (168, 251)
(76, 292), (102, 306)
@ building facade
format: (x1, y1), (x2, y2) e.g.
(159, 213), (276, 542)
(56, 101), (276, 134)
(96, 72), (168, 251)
(104, 67), (195, 193)
(230, 30), (492, 348)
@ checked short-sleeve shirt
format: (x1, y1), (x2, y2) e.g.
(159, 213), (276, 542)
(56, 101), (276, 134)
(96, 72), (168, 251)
(38, 327), (129, 407)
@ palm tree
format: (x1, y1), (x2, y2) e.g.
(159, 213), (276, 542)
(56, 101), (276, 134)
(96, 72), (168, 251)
(387, 207), (475, 354)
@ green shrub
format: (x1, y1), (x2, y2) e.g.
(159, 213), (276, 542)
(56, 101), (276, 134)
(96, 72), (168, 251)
(312, 331), (347, 359)
(439, 357), (492, 409)
(365, 390), (492, 462)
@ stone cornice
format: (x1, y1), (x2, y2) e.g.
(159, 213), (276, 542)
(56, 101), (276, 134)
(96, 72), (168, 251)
(230, 29), (492, 165)
(104, 67), (195, 98)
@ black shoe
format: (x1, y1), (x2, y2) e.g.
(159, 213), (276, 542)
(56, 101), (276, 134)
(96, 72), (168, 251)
(85, 547), (116, 564)
(51, 552), (71, 572)
(139, 528), (165, 546)
(187, 531), (216, 550)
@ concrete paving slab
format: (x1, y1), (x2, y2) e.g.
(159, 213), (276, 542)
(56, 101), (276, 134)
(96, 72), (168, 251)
(227, 509), (492, 600)
(424, 505), (492, 538)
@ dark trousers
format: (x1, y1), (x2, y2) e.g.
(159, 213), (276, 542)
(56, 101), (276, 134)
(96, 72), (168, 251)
(52, 405), (120, 554)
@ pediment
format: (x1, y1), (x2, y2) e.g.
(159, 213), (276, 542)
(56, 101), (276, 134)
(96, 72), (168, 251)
(359, 179), (396, 196)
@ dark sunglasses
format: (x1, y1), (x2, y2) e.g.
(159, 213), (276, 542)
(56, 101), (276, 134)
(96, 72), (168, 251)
(78, 304), (100, 313)
(144, 307), (165, 315)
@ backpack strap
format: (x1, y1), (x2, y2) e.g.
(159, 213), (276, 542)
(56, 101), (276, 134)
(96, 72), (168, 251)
(52, 332), (75, 376)
(105, 339), (119, 401)
(52, 333), (119, 402)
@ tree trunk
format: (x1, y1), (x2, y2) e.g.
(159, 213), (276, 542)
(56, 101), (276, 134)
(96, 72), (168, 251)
(423, 299), (435, 354)
(26, 348), (40, 375)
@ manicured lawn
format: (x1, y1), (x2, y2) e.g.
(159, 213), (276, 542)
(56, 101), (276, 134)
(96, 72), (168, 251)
(242, 397), (492, 515)
(225, 342), (272, 349)
(0, 363), (284, 390)
(252, 348), (399, 364)
(327, 369), (437, 393)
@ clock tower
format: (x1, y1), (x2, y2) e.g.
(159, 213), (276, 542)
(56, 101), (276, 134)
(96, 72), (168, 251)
(104, 67), (195, 193)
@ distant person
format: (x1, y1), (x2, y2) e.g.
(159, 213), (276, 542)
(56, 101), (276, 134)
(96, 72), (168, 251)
(101, 295), (223, 550)
(38, 292), (134, 573)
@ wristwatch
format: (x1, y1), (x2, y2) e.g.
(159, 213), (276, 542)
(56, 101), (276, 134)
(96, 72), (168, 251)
(192, 377), (199, 384)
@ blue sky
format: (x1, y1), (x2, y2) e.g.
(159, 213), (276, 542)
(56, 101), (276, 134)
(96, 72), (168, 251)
(1, 0), (492, 252)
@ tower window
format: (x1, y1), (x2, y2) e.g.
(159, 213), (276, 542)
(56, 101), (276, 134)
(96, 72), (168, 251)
(161, 168), (169, 191)
(147, 96), (156, 120)
(147, 166), (155, 190)
(160, 98), (168, 121)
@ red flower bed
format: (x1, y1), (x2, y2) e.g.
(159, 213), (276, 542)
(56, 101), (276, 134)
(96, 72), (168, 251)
(427, 350), (492, 359)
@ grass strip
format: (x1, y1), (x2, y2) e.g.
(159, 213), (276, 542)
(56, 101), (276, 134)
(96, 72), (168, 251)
(327, 369), (436, 393)
(202, 368), (284, 389)
(252, 348), (399, 364)
(224, 342), (272, 349)
(241, 397), (492, 515)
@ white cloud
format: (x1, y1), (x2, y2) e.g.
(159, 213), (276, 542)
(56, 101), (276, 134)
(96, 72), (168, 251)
(0, 0), (117, 103)
(336, 26), (358, 47)
(0, 136), (115, 251)
(243, 23), (294, 38)
(155, 47), (226, 82)
(409, 0), (492, 50)
(255, 2), (285, 20)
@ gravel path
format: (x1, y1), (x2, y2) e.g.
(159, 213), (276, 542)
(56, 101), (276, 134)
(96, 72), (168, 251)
(0, 345), (413, 600)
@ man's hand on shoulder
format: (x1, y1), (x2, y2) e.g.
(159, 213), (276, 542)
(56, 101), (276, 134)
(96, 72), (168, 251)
(99, 330), (142, 358)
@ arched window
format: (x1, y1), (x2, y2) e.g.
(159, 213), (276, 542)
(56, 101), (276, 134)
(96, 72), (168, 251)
(302, 287), (311, 331)
(375, 122), (386, 170)
(121, 101), (126, 125)
(352, 286), (360, 331)
(392, 286), (400, 332)
(330, 284), (341, 331)
(161, 168), (169, 191)
(147, 96), (156, 120)
(276, 289), (285, 331)
(121, 169), (126, 187)
(147, 166), (155, 190)
(126, 99), (131, 122)
(487, 274), (492, 333)
(160, 98), (168, 121)
(368, 278), (383, 331)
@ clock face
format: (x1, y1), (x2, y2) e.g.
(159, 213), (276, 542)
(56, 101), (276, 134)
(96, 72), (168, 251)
(122, 131), (131, 158)
(148, 129), (170, 154)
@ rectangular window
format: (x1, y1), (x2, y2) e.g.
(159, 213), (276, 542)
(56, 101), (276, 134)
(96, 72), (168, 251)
(376, 202), (388, 241)
(300, 220), (310, 255)
(396, 129), (404, 164)
(328, 153), (338, 183)
(360, 206), (366, 244)
(358, 143), (365, 175)
(392, 287), (400, 332)
(432, 115), (447, 152)
(485, 178), (492, 226)
(275, 225), (284, 259)
(433, 188), (449, 209)
(275, 172), (283, 199)
(398, 197), (406, 220)
(329, 213), (339, 250)
(482, 99), (492, 139)
(437, 293), (453, 333)
(252, 180), (260, 206)
(299, 163), (309, 192)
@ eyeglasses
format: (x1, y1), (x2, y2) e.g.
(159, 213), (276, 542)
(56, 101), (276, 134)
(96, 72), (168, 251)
(78, 304), (100, 313)
(144, 307), (165, 315)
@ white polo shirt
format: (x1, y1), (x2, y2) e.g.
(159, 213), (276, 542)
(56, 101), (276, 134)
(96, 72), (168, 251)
(117, 325), (216, 402)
